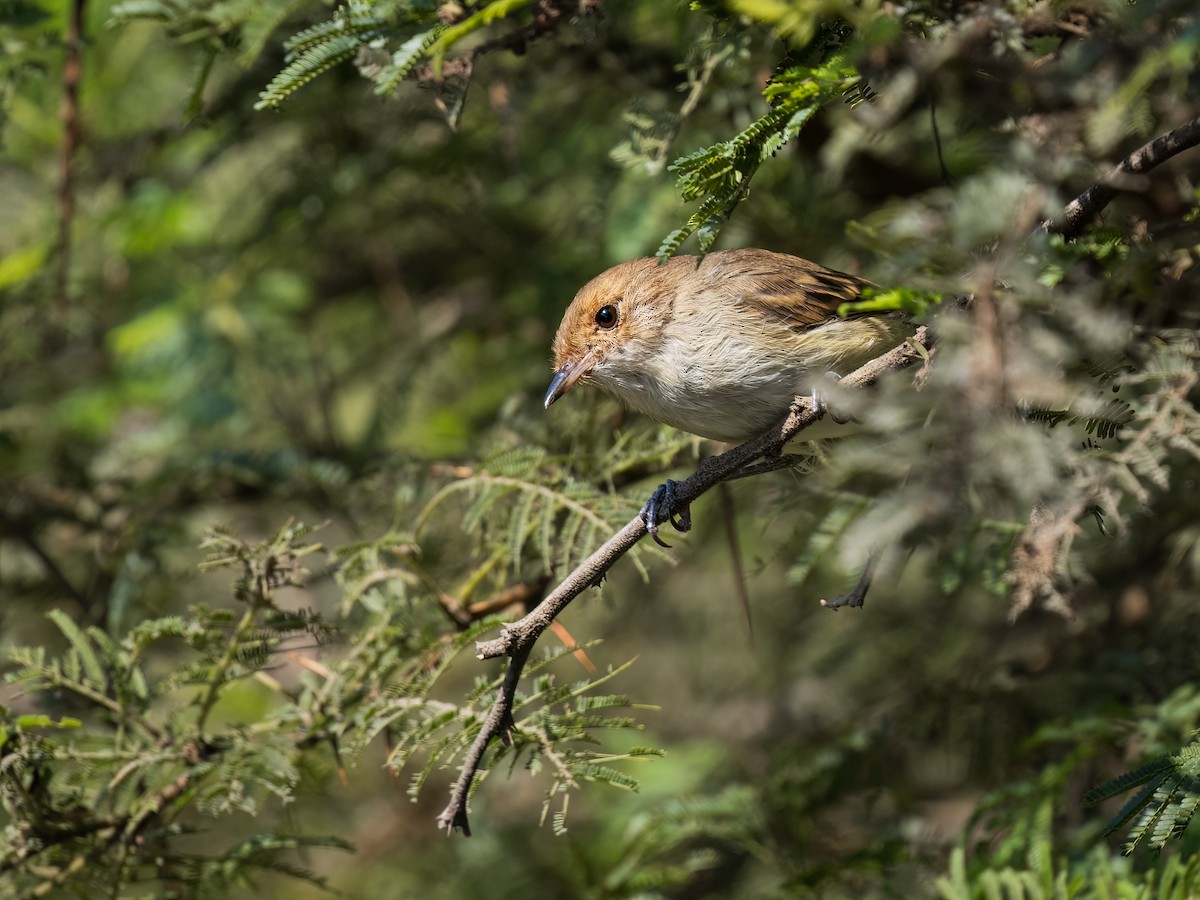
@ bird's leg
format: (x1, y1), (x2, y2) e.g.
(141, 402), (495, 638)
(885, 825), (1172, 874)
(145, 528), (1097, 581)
(642, 453), (809, 546)
(641, 479), (692, 548)
(821, 547), (881, 610)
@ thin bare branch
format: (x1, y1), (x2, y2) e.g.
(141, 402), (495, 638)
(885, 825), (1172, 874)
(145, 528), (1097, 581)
(1046, 114), (1200, 240)
(436, 642), (532, 835)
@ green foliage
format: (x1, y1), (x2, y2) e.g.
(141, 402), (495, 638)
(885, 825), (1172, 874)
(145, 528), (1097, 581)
(251, 0), (582, 114)
(839, 286), (943, 318)
(1, 537), (352, 894)
(595, 785), (764, 893)
(936, 696), (1200, 897)
(4, 0), (1200, 895)
(257, 31), (365, 110)
(187, 833), (355, 895)
(657, 48), (863, 257)
(414, 447), (670, 582)
(938, 845), (1200, 900)
(609, 25), (750, 177)
(1, 522), (657, 895)
(1087, 743), (1200, 857)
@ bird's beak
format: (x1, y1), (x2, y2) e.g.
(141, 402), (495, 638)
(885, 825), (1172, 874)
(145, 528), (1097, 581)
(544, 351), (596, 409)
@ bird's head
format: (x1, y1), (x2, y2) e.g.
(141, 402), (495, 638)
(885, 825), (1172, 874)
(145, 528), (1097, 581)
(544, 257), (681, 408)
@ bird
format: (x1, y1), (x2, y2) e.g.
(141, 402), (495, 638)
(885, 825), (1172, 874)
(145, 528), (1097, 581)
(544, 247), (910, 604)
(544, 248), (909, 443)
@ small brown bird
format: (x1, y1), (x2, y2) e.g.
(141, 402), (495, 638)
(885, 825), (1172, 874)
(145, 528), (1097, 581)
(545, 248), (908, 443)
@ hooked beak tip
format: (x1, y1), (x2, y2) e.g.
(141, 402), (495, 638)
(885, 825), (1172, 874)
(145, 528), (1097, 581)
(544, 357), (589, 409)
(544, 369), (570, 409)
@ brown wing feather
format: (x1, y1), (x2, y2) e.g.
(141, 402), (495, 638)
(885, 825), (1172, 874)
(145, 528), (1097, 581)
(703, 248), (870, 333)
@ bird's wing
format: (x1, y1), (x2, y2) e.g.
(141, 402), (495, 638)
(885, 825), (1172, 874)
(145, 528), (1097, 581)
(708, 249), (871, 333)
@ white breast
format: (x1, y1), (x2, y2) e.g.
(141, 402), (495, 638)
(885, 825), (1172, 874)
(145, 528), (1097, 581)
(591, 309), (902, 442)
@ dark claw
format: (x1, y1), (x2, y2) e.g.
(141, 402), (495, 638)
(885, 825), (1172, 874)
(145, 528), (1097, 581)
(641, 479), (692, 547)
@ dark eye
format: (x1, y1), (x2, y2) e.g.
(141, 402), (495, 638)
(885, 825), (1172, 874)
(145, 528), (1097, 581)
(594, 304), (619, 329)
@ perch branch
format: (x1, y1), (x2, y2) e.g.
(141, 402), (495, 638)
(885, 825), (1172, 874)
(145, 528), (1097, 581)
(435, 326), (932, 835)
(435, 641), (532, 836)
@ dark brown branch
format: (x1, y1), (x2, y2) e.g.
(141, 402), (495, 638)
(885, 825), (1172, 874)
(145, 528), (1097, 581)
(435, 326), (932, 835)
(436, 643), (532, 835)
(1045, 114), (1200, 240)
(55, 0), (87, 318)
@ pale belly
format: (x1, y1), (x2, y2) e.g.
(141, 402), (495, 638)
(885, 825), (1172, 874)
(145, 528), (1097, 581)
(591, 317), (904, 443)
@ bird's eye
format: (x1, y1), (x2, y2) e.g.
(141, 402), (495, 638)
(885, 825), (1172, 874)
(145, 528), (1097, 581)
(594, 304), (619, 330)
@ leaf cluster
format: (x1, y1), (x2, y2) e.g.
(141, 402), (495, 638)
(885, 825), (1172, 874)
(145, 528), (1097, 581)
(657, 48), (862, 258)
(2, 519), (659, 895)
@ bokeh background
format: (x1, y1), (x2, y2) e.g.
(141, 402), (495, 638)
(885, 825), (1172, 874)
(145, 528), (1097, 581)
(4, 1), (1200, 896)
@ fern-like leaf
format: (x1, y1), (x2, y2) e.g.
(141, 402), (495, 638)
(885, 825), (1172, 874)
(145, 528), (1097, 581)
(1088, 743), (1200, 854)
(658, 53), (860, 258)
(370, 27), (442, 95)
(1085, 755), (1177, 806)
(256, 34), (363, 110)
(281, 2), (384, 53)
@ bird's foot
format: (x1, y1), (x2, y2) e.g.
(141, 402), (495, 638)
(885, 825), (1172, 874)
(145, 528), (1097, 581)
(820, 550), (879, 611)
(820, 583), (868, 610)
(812, 372), (857, 425)
(641, 479), (692, 548)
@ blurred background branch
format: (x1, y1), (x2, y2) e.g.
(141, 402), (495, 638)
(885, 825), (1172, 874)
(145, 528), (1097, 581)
(1049, 113), (1200, 239)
